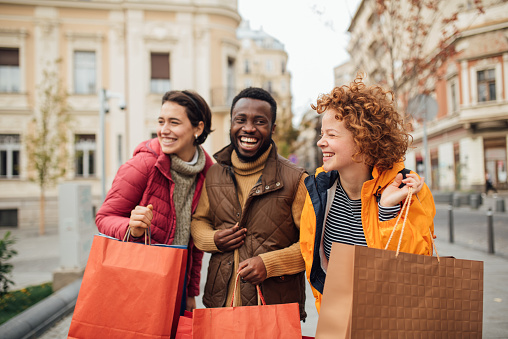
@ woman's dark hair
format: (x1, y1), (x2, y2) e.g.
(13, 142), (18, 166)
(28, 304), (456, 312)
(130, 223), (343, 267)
(230, 87), (277, 125)
(161, 90), (213, 145)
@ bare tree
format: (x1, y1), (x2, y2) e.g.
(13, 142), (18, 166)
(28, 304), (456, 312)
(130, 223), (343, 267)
(356, 0), (484, 101)
(25, 60), (71, 235)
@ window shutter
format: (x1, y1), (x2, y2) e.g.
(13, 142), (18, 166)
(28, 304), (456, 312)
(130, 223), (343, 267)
(151, 53), (170, 79)
(0, 48), (19, 66)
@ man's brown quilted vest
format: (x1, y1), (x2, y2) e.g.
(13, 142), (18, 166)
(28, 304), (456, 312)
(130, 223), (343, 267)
(202, 144), (307, 320)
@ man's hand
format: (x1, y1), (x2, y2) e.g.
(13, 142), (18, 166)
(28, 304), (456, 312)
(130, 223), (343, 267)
(129, 204), (153, 237)
(214, 223), (246, 252)
(238, 256), (267, 285)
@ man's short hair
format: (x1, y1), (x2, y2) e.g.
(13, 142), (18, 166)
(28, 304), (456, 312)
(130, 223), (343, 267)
(230, 87), (277, 124)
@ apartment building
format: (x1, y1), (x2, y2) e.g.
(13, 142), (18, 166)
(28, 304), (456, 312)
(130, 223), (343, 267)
(236, 20), (293, 140)
(345, 0), (508, 192)
(0, 0), (241, 228)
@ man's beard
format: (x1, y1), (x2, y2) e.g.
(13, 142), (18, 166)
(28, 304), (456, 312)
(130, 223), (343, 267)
(230, 133), (272, 163)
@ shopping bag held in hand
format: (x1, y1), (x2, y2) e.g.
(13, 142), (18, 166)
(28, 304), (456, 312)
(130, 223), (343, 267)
(175, 311), (193, 339)
(316, 188), (484, 338)
(68, 227), (188, 339)
(192, 273), (302, 339)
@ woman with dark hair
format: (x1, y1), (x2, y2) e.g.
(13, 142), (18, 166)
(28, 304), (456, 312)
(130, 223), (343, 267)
(300, 75), (436, 312)
(96, 90), (213, 311)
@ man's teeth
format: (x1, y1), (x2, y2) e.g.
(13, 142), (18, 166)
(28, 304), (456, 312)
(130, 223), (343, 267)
(241, 137), (257, 143)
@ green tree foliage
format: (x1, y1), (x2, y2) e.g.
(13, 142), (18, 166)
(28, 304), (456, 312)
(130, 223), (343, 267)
(0, 232), (17, 298)
(25, 61), (71, 235)
(273, 122), (299, 159)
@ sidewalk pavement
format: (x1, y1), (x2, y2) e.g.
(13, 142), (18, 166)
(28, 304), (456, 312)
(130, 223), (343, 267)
(1, 217), (507, 338)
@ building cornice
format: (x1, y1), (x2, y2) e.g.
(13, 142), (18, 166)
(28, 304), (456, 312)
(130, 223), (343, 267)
(0, 0), (241, 23)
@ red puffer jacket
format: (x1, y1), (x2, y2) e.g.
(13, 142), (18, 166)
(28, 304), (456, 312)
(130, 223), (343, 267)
(96, 138), (214, 297)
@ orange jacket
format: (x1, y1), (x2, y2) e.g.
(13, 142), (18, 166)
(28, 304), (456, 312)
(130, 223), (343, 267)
(300, 163), (436, 312)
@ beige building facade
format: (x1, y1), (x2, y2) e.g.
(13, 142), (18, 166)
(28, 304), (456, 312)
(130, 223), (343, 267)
(0, 0), (241, 228)
(236, 20), (293, 138)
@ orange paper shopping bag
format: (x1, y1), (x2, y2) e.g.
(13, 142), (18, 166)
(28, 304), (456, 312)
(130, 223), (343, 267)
(68, 233), (187, 339)
(192, 275), (302, 339)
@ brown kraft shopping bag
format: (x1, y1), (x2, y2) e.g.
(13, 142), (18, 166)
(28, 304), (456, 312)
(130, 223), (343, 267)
(316, 189), (484, 338)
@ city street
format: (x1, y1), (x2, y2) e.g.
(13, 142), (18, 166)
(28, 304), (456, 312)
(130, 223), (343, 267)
(434, 204), (508, 258)
(2, 200), (507, 338)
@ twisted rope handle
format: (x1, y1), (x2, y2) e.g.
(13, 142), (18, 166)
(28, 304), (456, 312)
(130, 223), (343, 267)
(384, 187), (413, 256)
(123, 225), (152, 245)
(429, 227), (440, 263)
(384, 188), (441, 262)
(230, 272), (266, 307)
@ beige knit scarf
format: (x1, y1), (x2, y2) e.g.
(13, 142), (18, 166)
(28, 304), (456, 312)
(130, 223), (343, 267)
(170, 147), (206, 246)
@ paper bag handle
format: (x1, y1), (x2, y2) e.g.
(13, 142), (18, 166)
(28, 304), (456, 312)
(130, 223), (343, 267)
(230, 272), (266, 307)
(123, 225), (152, 245)
(384, 187), (412, 256)
(384, 187), (441, 263)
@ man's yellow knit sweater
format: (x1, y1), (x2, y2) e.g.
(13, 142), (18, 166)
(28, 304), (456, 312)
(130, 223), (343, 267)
(191, 145), (307, 306)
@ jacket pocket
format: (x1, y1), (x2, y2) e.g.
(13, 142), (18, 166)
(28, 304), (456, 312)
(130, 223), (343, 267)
(203, 254), (233, 308)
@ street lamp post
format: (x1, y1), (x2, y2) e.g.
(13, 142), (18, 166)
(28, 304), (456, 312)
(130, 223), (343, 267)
(99, 88), (126, 202)
(408, 94), (437, 187)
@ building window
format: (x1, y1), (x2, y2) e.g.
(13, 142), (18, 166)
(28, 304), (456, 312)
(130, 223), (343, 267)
(75, 134), (96, 178)
(74, 51), (96, 94)
(450, 82), (458, 112)
(263, 81), (273, 93)
(477, 69), (496, 102)
(281, 60), (286, 75)
(0, 209), (17, 227)
(244, 60), (250, 74)
(281, 80), (286, 93)
(265, 59), (273, 73)
(227, 57), (236, 104)
(0, 48), (20, 93)
(117, 134), (123, 169)
(0, 134), (20, 179)
(151, 52), (170, 93)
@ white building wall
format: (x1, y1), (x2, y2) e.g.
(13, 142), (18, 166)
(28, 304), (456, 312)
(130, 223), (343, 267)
(126, 10), (145, 155)
(460, 137), (485, 189)
(438, 142), (455, 190)
(405, 150), (416, 173)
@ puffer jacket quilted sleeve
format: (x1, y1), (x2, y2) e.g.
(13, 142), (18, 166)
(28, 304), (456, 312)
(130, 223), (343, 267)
(95, 149), (155, 240)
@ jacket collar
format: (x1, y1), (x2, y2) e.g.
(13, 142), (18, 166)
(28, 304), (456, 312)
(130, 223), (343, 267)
(363, 162), (406, 196)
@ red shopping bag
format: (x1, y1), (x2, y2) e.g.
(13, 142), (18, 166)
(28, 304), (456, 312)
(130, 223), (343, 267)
(68, 232), (187, 339)
(192, 275), (302, 339)
(175, 311), (193, 339)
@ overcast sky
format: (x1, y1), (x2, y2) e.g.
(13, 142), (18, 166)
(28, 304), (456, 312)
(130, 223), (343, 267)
(237, 0), (362, 125)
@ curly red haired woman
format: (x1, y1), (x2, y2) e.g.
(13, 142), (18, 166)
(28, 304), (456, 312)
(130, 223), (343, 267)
(300, 74), (436, 312)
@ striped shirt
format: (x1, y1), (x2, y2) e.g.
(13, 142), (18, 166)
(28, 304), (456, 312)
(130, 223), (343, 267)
(323, 181), (401, 260)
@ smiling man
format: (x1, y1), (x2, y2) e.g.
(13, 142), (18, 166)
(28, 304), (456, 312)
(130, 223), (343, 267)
(191, 87), (308, 320)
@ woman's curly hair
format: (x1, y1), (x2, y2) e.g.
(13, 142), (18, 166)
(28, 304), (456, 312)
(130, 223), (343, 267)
(312, 74), (412, 172)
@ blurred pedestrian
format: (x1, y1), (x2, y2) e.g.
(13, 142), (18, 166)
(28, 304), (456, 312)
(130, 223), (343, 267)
(485, 172), (497, 194)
